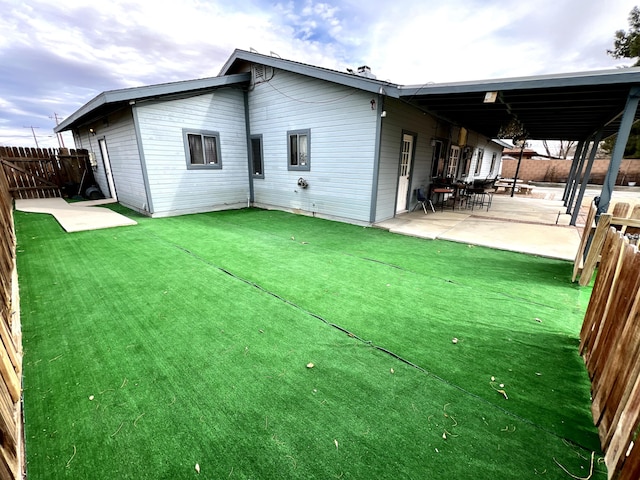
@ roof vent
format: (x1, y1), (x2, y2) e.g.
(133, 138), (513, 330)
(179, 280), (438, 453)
(356, 65), (377, 79)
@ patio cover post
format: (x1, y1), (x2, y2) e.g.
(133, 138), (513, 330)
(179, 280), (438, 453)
(598, 87), (640, 216)
(566, 139), (589, 214)
(563, 140), (585, 205)
(571, 130), (603, 225)
(511, 141), (525, 197)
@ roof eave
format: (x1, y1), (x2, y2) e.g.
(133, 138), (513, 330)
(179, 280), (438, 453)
(399, 67), (640, 97)
(219, 49), (400, 96)
(55, 73), (251, 132)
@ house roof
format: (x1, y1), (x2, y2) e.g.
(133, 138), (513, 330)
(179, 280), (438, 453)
(57, 49), (640, 143)
(55, 73), (250, 132)
(222, 50), (640, 141)
(219, 49), (398, 95)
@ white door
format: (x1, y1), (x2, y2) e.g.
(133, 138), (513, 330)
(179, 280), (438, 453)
(396, 134), (414, 213)
(447, 146), (460, 178)
(98, 138), (117, 200)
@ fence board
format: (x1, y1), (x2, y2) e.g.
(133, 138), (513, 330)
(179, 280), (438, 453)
(0, 153), (23, 479)
(579, 227), (624, 360)
(580, 225), (640, 479)
(572, 201), (597, 282)
(580, 213), (613, 286)
(0, 146), (92, 200)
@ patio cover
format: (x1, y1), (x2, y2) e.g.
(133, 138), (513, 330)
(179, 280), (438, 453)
(398, 68), (640, 222)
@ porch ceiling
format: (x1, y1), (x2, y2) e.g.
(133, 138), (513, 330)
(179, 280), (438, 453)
(399, 68), (640, 141)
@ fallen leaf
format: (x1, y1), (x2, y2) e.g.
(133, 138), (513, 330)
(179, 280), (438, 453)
(195, 463), (200, 473)
(306, 363), (314, 369)
(89, 395), (94, 401)
(334, 439), (339, 450)
(452, 338), (458, 344)
(390, 368), (394, 374)
(497, 389), (509, 400)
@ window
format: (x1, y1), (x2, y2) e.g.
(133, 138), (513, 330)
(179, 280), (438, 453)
(447, 146), (460, 178)
(251, 135), (264, 178)
(431, 140), (444, 177)
(183, 129), (222, 169)
(474, 148), (484, 175)
(287, 129), (310, 171)
(489, 152), (498, 173)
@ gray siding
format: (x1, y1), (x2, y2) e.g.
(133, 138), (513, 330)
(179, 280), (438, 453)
(74, 109), (148, 212)
(248, 69), (378, 223)
(135, 89), (249, 217)
(375, 98), (438, 222)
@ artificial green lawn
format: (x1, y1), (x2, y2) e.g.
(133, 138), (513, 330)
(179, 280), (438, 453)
(16, 207), (605, 479)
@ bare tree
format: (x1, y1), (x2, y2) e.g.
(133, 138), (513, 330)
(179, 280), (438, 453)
(541, 140), (576, 159)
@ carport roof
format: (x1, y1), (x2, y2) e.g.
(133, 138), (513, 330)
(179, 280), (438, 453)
(398, 68), (640, 141)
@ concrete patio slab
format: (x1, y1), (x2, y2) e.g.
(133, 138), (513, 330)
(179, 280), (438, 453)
(376, 186), (639, 261)
(15, 197), (137, 233)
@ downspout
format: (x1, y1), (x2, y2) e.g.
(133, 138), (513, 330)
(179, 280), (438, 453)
(369, 92), (385, 224)
(131, 104), (154, 214)
(243, 89), (255, 205)
(598, 86), (640, 216)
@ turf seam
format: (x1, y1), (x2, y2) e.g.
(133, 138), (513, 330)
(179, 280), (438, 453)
(168, 239), (595, 454)
(183, 215), (566, 312)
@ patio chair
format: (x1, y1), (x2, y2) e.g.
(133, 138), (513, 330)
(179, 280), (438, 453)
(412, 188), (435, 214)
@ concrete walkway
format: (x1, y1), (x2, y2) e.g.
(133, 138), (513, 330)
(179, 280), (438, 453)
(375, 185), (639, 261)
(15, 197), (137, 232)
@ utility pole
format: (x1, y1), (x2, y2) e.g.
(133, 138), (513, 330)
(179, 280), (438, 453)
(50, 113), (66, 148)
(24, 126), (40, 148)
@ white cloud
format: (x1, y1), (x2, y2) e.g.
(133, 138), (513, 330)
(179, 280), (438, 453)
(1, 0), (639, 148)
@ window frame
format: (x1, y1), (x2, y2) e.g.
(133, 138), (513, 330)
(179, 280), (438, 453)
(250, 134), (264, 179)
(287, 129), (311, 171)
(474, 148), (485, 175)
(489, 152), (498, 174)
(182, 129), (223, 170)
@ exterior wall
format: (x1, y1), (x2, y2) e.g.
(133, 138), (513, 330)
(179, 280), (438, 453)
(500, 158), (640, 185)
(74, 109), (148, 212)
(464, 133), (503, 182)
(135, 89), (249, 216)
(247, 69), (378, 224)
(376, 98), (439, 222)
(375, 99), (504, 222)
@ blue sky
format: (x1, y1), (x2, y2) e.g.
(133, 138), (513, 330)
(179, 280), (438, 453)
(1, 0), (638, 148)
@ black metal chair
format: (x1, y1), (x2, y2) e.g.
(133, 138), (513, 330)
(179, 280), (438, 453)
(412, 187), (435, 214)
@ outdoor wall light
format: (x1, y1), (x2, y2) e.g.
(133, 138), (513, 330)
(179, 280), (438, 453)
(89, 128), (96, 135)
(370, 99), (376, 110)
(381, 111), (387, 118)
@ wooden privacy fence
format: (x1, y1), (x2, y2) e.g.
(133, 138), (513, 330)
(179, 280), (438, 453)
(0, 163), (23, 478)
(0, 146), (92, 200)
(573, 201), (640, 286)
(580, 227), (640, 479)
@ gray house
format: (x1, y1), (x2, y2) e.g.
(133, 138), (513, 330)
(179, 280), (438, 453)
(54, 49), (505, 224)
